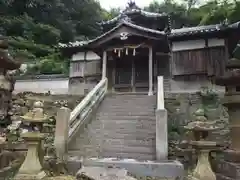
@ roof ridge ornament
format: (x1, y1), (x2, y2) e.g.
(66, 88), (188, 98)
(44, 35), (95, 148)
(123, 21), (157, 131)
(118, 14), (132, 24)
(126, 0), (140, 11)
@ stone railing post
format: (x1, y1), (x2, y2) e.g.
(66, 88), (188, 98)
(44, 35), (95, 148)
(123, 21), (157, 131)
(54, 107), (71, 162)
(156, 76), (168, 160)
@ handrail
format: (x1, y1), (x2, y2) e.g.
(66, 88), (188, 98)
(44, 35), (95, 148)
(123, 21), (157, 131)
(70, 78), (107, 122)
(68, 78), (108, 139)
(157, 76), (164, 109)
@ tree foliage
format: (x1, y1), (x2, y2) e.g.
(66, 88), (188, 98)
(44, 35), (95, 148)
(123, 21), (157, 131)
(144, 0), (240, 27)
(0, 0), (240, 75)
(0, 0), (104, 75)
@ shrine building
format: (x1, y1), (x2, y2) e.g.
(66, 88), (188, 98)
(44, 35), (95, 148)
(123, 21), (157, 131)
(59, 2), (240, 95)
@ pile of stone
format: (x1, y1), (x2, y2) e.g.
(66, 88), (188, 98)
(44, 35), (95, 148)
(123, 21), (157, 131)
(5, 92), (84, 143)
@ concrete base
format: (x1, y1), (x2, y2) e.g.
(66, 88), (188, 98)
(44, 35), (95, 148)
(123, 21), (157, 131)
(14, 171), (46, 180)
(67, 157), (184, 179)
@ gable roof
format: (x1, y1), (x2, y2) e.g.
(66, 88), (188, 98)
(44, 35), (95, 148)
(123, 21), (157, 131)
(59, 21), (240, 49)
(59, 21), (165, 48)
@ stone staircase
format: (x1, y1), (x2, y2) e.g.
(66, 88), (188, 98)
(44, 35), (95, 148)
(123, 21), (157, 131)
(68, 93), (157, 161)
(163, 77), (171, 92)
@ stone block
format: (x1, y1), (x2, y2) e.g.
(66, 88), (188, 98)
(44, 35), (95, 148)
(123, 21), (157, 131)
(223, 150), (240, 163)
(76, 166), (137, 180)
(212, 159), (240, 179)
(68, 158), (184, 179)
(54, 107), (71, 162)
(14, 171), (46, 180)
(155, 109), (168, 160)
(216, 173), (234, 180)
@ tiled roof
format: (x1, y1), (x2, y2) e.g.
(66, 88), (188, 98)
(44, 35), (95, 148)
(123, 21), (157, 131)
(58, 41), (90, 48)
(59, 21), (164, 48)
(169, 24), (223, 38)
(59, 21), (240, 48)
(100, 9), (167, 25)
(228, 21), (240, 29)
(123, 21), (164, 35)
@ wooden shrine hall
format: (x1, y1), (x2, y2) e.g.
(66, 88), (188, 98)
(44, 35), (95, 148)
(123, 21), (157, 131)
(59, 1), (240, 95)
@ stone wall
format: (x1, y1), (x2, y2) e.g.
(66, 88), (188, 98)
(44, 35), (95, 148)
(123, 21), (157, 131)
(14, 78), (69, 94)
(11, 92), (84, 122)
(165, 92), (229, 160)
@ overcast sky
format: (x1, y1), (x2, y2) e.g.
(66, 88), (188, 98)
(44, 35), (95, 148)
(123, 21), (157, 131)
(99, 0), (158, 10)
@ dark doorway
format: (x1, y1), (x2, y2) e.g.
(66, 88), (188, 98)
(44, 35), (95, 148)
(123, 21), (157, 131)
(115, 55), (132, 90)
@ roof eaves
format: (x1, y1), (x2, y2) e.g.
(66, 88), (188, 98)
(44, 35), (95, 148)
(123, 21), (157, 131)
(168, 24), (224, 38)
(59, 22), (165, 48)
(58, 40), (90, 48)
(123, 21), (165, 35)
(58, 23), (123, 48)
(228, 21), (240, 29)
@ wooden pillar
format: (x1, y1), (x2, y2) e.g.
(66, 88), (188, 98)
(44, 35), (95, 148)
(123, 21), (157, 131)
(102, 51), (107, 79)
(112, 59), (116, 92)
(132, 58), (136, 92)
(153, 54), (158, 92)
(148, 46), (153, 96)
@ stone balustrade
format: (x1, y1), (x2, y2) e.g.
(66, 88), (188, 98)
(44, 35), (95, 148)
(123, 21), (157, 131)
(157, 76), (164, 110)
(54, 78), (108, 162)
(156, 76), (168, 160)
(68, 78), (108, 140)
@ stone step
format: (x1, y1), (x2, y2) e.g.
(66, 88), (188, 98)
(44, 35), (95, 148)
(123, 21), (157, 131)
(75, 132), (155, 143)
(101, 151), (156, 160)
(103, 102), (156, 105)
(101, 145), (154, 154)
(104, 96), (156, 99)
(102, 138), (155, 147)
(101, 122), (156, 130)
(67, 151), (155, 161)
(102, 127), (155, 135)
(96, 111), (155, 115)
(96, 113), (155, 117)
(102, 132), (155, 140)
(98, 106), (156, 111)
(68, 94), (156, 161)
(97, 118), (155, 123)
(68, 150), (101, 158)
(102, 100), (156, 104)
(71, 144), (155, 155)
(74, 133), (155, 143)
(106, 94), (156, 98)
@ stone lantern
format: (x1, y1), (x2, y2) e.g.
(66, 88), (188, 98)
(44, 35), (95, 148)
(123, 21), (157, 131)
(14, 101), (48, 180)
(213, 44), (240, 179)
(185, 108), (219, 180)
(0, 36), (21, 129)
